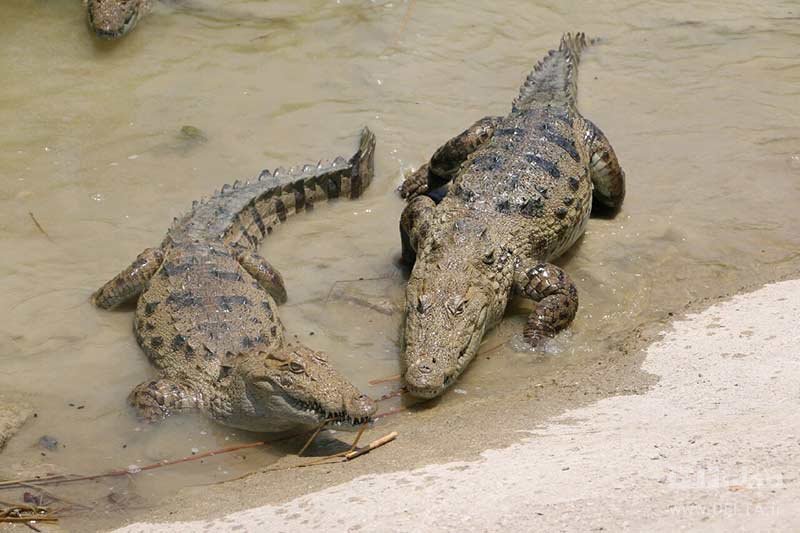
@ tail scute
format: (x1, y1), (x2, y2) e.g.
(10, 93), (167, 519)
(348, 126), (376, 199)
(512, 32), (591, 112)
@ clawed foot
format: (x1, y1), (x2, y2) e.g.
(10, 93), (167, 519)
(128, 379), (196, 422)
(398, 163), (431, 200)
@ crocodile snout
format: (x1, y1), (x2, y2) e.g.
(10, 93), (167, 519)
(346, 393), (377, 420)
(404, 361), (447, 398)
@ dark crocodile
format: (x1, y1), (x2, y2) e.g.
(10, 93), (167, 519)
(85, 0), (152, 39)
(399, 33), (626, 398)
(93, 128), (378, 432)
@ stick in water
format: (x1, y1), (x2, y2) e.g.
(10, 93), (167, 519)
(345, 431), (398, 461)
(369, 374), (401, 386)
(297, 420), (328, 457)
(28, 212), (53, 242)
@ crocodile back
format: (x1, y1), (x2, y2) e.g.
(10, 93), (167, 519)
(450, 107), (592, 259)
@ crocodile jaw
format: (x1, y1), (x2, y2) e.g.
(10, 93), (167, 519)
(255, 383), (374, 431)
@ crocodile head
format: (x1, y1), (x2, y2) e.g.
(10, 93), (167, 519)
(402, 214), (515, 399)
(228, 345), (376, 433)
(404, 249), (507, 398)
(86, 0), (146, 39)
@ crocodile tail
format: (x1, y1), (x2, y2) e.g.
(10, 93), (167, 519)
(512, 32), (590, 112)
(166, 127), (376, 248)
(219, 127), (376, 248)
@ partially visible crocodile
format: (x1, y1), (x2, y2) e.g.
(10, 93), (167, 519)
(93, 128), (377, 432)
(85, 0), (152, 39)
(399, 33), (626, 398)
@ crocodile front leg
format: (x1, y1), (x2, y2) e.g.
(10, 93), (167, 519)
(237, 250), (288, 304)
(128, 378), (200, 422)
(399, 116), (501, 200)
(578, 118), (626, 210)
(400, 195), (436, 265)
(92, 247), (164, 309)
(514, 261), (579, 346)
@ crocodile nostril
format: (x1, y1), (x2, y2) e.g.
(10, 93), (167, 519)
(417, 364), (432, 374)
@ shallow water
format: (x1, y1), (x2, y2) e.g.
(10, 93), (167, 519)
(1, 0), (799, 527)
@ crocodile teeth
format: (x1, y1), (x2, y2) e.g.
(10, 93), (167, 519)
(302, 164), (313, 174)
(332, 156), (346, 167)
(274, 167), (286, 177)
(221, 183), (232, 194)
(233, 179), (242, 189)
(258, 169), (270, 181)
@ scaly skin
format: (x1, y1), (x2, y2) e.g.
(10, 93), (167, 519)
(399, 33), (626, 399)
(85, 0), (152, 39)
(93, 128), (377, 432)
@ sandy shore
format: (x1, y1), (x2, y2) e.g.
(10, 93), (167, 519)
(112, 279), (800, 531)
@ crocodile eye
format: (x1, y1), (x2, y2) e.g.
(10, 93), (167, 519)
(482, 249), (495, 265)
(288, 361), (306, 374)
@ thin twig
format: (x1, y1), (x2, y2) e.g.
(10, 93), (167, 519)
(348, 425), (367, 453)
(374, 406), (407, 420)
(24, 521), (43, 532)
(324, 275), (392, 303)
(377, 387), (406, 402)
(369, 374), (401, 386)
(297, 420), (327, 457)
(16, 482), (91, 511)
(391, 0), (417, 45)
(478, 339), (509, 357)
(28, 212), (53, 242)
(0, 475), (76, 489)
(269, 431), (396, 470)
(1, 426), (397, 499)
(345, 431), (397, 460)
(0, 441), (268, 491)
(0, 517), (58, 523)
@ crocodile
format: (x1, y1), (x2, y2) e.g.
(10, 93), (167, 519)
(93, 127), (378, 432)
(398, 33), (626, 399)
(85, 0), (152, 39)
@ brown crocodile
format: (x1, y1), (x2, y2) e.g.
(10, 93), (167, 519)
(93, 128), (378, 432)
(85, 0), (152, 39)
(399, 33), (626, 398)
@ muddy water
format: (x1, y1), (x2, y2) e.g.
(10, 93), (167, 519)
(1, 0), (799, 528)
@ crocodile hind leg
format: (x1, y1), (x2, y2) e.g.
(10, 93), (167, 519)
(128, 378), (200, 422)
(92, 247), (164, 309)
(237, 250), (288, 304)
(399, 116), (501, 200)
(400, 195), (436, 265)
(514, 262), (579, 346)
(579, 118), (626, 210)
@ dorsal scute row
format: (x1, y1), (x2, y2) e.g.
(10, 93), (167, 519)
(512, 32), (589, 112)
(164, 156), (350, 242)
